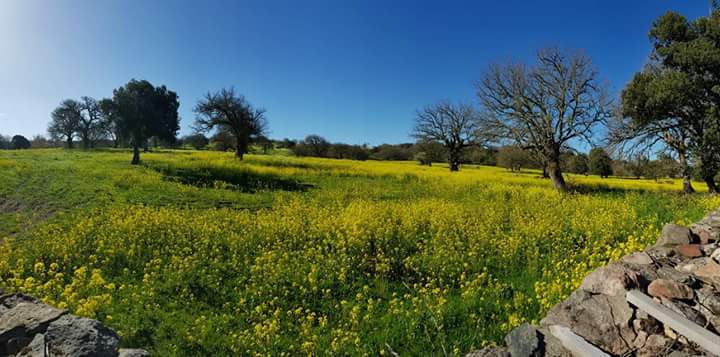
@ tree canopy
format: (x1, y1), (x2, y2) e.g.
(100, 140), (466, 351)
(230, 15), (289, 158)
(476, 47), (612, 191)
(619, 10), (720, 192)
(48, 99), (83, 149)
(110, 79), (180, 164)
(193, 87), (268, 160)
(412, 101), (479, 172)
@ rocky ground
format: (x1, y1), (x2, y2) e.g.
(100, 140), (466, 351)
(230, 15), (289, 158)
(468, 210), (720, 357)
(0, 291), (149, 356)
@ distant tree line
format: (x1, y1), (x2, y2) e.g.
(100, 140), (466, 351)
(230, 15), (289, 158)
(44, 80), (267, 164)
(11, 7), (720, 193)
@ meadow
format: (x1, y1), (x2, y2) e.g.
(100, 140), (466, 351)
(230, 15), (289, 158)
(0, 148), (718, 356)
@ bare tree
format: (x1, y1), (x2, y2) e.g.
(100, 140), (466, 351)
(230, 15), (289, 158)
(48, 99), (82, 149)
(412, 101), (479, 171)
(476, 47), (611, 191)
(194, 88), (268, 160)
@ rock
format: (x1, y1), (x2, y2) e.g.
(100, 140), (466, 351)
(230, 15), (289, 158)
(465, 348), (510, 357)
(677, 244), (703, 258)
(696, 286), (720, 314)
(648, 279), (694, 300)
(657, 266), (696, 286)
(712, 248), (720, 263)
(15, 333), (46, 357)
(505, 323), (543, 357)
(44, 315), (119, 357)
(647, 246), (677, 258)
(702, 243), (718, 255)
(633, 316), (663, 335)
(692, 223), (718, 244)
(119, 349), (152, 357)
(637, 334), (670, 357)
(579, 262), (641, 296)
(660, 298), (707, 326)
(540, 290), (635, 355)
(676, 257), (712, 274)
(694, 260), (720, 283)
(622, 252), (653, 265)
(657, 224), (695, 247)
(0, 300), (66, 355)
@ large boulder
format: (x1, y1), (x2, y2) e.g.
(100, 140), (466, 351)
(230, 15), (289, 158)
(540, 290), (635, 355)
(0, 298), (66, 355)
(657, 224), (695, 247)
(44, 315), (119, 357)
(579, 262), (641, 296)
(505, 323), (543, 357)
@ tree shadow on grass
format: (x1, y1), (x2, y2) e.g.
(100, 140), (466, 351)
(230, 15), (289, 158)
(150, 165), (314, 193)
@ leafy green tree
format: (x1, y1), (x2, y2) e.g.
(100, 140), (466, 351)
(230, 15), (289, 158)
(48, 99), (82, 149)
(414, 140), (446, 166)
(10, 135), (31, 150)
(565, 153), (589, 175)
(293, 135), (330, 157)
(0, 135), (10, 150)
(194, 87), (267, 160)
(620, 10), (720, 192)
(182, 133), (209, 150)
(496, 146), (531, 172)
(588, 148), (613, 178)
(110, 79), (180, 164)
(98, 98), (123, 148)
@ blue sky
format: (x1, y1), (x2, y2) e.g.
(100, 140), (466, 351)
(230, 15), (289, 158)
(0, 0), (709, 145)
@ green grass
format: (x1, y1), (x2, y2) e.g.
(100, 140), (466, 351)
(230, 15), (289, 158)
(0, 148), (718, 356)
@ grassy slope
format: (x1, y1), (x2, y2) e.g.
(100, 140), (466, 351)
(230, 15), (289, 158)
(0, 148), (718, 356)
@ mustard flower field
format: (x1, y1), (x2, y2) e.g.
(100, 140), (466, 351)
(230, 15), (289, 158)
(0, 149), (718, 356)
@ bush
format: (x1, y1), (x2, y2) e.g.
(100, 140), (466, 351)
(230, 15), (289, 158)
(10, 135), (31, 150)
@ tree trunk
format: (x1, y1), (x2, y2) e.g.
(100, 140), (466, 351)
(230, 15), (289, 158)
(547, 159), (568, 192)
(235, 144), (244, 160)
(66, 137), (73, 149)
(542, 165), (549, 179)
(705, 175), (719, 194)
(131, 144), (140, 165)
(678, 150), (695, 194)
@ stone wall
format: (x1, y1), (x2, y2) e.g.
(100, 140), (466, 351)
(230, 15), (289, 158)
(0, 291), (149, 357)
(467, 210), (720, 357)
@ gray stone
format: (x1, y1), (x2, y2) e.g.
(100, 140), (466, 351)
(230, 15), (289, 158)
(659, 298), (707, 326)
(693, 260), (720, 284)
(677, 258), (712, 274)
(657, 266), (697, 286)
(579, 262), (641, 296)
(15, 333), (46, 357)
(119, 348), (152, 357)
(636, 334), (670, 357)
(623, 252), (654, 265)
(647, 246), (677, 258)
(540, 290), (635, 355)
(0, 300), (66, 355)
(657, 224), (695, 247)
(702, 243), (719, 255)
(465, 347), (510, 357)
(505, 323), (542, 357)
(45, 315), (119, 357)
